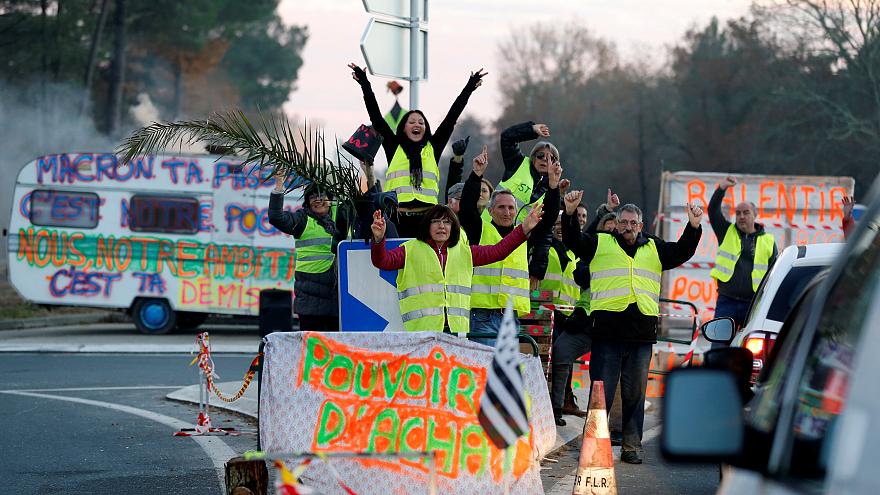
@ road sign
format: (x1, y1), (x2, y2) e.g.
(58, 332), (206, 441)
(360, 18), (428, 81)
(337, 238), (407, 331)
(362, 0), (428, 21)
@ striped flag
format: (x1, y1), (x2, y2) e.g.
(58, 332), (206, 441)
(478, 300), (530, 449)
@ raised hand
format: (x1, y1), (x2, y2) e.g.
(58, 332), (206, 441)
(720, 176), (737, 190)
(547, 161), (563, 189)
(273, 168), (287, 192)
(606, 188), (620, 211)
(842, 195), (855, 219)
(472, 144), (489, 177)
(559, 178), (571, 195)
(468, 68), (488, 90)
(532, 123), (550, 137)
(521, 202), (544, 235)
(452, 136), (470, 157)
(564, 190), (584, 215)
(371, 209), (386, 241)
(687, 202), (704, 228)
(348, 62), (368, 85)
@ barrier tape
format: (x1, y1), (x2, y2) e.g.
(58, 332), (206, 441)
(190, 333), (261, 404)
(657, 213), (843, 231)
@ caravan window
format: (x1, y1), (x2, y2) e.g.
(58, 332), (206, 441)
(129, 195), (199, 234)
(29, 190), (100, 229)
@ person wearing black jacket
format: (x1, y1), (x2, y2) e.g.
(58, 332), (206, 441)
(348, 62), (486, 237)
(708, 176), (778, 335)
(268, 179), (351, 332)
(495, 121), (557, 222)
(459, 146), (557, 343)
(561, 190), (703, 464)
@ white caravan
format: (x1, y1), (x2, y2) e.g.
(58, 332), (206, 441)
(5, 152), (301, 333)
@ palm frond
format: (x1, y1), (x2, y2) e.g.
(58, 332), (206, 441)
(117, 110), (363, 206)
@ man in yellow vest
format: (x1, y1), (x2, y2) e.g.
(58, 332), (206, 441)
(458, 145), (557, 345)
(562, 190), (703, 464)
(708, 176), (778, 337)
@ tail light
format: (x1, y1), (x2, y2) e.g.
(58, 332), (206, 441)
(743, 332), (776, 383)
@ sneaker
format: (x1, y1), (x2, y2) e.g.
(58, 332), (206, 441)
(620, 450), (642, 464)
(610, 431), (623, 446)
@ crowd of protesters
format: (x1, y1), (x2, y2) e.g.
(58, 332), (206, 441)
(268, 63), (714, 465)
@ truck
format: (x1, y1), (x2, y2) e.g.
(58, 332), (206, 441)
(4, 152), (302, 334)
(654, 171), (855, 327)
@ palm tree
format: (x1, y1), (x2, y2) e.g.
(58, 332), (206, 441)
(117, 110), (364, 206)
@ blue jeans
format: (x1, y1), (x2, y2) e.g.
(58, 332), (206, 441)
(469, 308), (508, 347)
(711, 294), (752, 349)
(589, 340), (653, 453)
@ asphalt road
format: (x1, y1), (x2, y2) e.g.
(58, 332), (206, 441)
(0, 353), (258, 494)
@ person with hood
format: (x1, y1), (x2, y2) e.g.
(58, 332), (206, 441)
(370, 202), (544, 334)
(491, 121), (557, 223)
(267, 177), (350, 332)
(708, 176), (778, 335)
(348, 62), (487, 237)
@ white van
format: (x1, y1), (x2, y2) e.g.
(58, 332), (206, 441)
(4, 152), (301, 333)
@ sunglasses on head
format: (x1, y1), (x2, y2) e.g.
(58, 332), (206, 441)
(535, 151), (558, 162)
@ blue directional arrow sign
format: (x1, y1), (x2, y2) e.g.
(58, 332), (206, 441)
(337, 238), (408, 331)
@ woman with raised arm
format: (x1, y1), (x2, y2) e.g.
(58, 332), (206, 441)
(267, 177), (349, 332)
(370, 202), (543, 335)
(348, 62), (487, 237)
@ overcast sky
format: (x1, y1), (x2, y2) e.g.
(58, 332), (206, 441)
(277, 0), (753, 166)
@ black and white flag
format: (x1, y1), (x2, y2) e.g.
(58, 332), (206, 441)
(477, 300), (529, 449)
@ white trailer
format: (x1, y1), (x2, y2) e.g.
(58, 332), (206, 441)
(655, 171), (854, 325)
(5, 152), (302, 333)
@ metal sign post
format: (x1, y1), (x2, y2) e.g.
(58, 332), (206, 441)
(408, 0), (419, 109)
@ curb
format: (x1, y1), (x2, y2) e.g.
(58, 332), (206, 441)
(166, 382), (258, 420)
(0, 312), (128, 331)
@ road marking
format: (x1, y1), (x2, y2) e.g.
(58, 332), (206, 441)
(1, 390), (236, 490)
(545, 424), (662, 495)
(0, 385), (185, 393)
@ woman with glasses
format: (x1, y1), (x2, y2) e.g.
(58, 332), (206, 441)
(370, 202), (544, 334)
(492, 121), (559, 223)
(268, 177), (350, 332)
(348, 61), (487, 237)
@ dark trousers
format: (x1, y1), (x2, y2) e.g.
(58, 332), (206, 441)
(589, 340), (653, 453)
(298, 315), (339, 332)
(550, 310), (591, 410)
(711, 293), (752, 349)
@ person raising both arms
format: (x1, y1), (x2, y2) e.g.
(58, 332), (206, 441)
(370, 203), (544, 335)
(348, 62), (487, 237)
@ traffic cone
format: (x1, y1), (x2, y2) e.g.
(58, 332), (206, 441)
(571, 380), (617, 495)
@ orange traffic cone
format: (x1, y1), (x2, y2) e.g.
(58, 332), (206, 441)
(571, 380), (617, 495)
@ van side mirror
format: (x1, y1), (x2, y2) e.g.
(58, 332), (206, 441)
(701, 317), (736, 344)
(661, 368), (744, 462)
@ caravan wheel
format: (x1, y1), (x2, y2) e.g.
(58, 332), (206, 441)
(132, 298), (176, 335)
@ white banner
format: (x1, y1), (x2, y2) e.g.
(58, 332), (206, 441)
(260, 331), (556, 494)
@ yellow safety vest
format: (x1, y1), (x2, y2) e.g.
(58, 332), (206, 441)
(396, 239), (473, 333)
(383, 144), (440, 204)
(710, 224), (776, 291)
(589, 233), (662, 316)
(482, 157), (544, 224)
(295, 216), (335, 274)
(470, 220), (530, 314)
(539, 248), (580, 315)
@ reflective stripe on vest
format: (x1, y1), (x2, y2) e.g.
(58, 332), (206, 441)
(295, 216), (335, 274)
(538, 247), (581, 315)
(383, 144), (440, 205)
(709, 224), (776, 291)
(588, 233), (662, 316)
(396, 239), (474, 332)
(470, 220), (530, 314)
